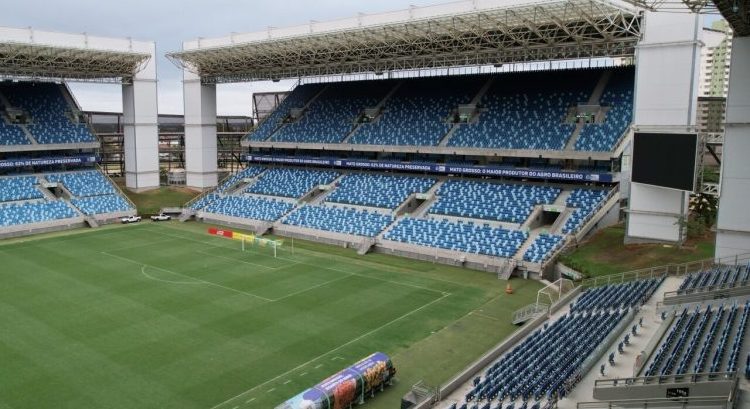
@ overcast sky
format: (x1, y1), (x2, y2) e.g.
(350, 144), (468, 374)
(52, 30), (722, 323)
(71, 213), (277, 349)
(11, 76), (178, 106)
(2, 0), (423, 116)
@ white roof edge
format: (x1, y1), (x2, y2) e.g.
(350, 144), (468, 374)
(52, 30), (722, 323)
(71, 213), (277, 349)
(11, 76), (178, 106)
(0, 25), (153, 55)
(181, 0), (638, 51)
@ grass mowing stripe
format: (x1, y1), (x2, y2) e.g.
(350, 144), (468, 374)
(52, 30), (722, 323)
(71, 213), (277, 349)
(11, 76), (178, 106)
(99, 251), (275, 302)
(209, 293), (451, 409)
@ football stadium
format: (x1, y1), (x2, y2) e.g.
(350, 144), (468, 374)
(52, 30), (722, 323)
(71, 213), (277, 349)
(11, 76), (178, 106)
(1, 0), (749, 408)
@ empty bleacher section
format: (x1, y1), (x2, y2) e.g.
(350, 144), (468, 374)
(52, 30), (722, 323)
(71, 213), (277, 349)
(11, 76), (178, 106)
(384, 217), (527, 258)
(428, 180), (560, 224)
(245, 84), (324, 141)
(523, 234), (564, 263)
(203, 195), (294, 221)
(216, 166), (265, 193)
(46, 170), (116, 197)
(271, 81), (386, 143)
(325, 173), (435, 209)
(0, 176), (44, 202)
(561, 188), (610, 234)
(440, 277), (664, 409)
(70, 195), (132, 216)
(0, 200), (77, 227)
(0, 114), (30, 145)
(283, 205), (393, 237)
(243, 68), (633, 154)
(644, 302), (750, 378)
(570, 278), (664, 313)
(349, 76), (481, 146)
(247, 168), (339, 198)
(678, 264), (750, 293)
(575, 68), (635, 152)
(464, 310), (628, 406)
(447, 70), (597, 150)
(0, 82), (96, 144)
(189, 193), (220, 211)
(46, 170), (133, 216)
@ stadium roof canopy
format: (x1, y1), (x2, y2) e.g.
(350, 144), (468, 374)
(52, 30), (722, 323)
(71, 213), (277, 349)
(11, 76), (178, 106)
(168, 0), (642, 84)
(0, 27), (151, 83)
(619, 0), (749, 35)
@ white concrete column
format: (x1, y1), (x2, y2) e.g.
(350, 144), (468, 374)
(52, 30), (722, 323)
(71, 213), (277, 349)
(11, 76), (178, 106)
(122, 41), (159, 191)
(625, 10), (702, 244)
(716, 37), (750, 259)
(183, 68), (217, 189)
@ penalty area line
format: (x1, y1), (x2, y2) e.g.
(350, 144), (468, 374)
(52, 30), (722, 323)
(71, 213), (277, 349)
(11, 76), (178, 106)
(208, 292), (451, 409)
(99, 251), (273, 302)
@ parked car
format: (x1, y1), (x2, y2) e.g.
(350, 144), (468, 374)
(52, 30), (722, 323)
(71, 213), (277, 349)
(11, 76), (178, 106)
(121, 215), (142, 224)
(150, 213), (171, 222)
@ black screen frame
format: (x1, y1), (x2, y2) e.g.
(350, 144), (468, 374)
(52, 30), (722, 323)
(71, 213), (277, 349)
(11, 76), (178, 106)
(632, 132), (698, 192)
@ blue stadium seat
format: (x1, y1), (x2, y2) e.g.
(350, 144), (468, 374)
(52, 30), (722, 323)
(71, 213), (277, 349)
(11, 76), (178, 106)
(523, 234), (564, 263)
(350, 76), (482, 146)
(0, 115), (30, 145)
(0, 176), (44, 202)
(244, 84), (324, 141)
(326, 173), (435, 209)
(448, 70), (598, 150)
(561, 189), (609, 234)
(247, 168), (339, 198)
(0, 200), (77, 226)
(46, 170), (117, 197)
(203, 195), (294, 221)
(575, 68), (634, 152)
(429, 180), (560, 224)
(384, 217), (527, 257)
(271, 81), (386, 143)
(1, 82), (96, 144)
(283, 204), (393, 237)
(71, 194), (132, 215)
(217, 166), (265, 193)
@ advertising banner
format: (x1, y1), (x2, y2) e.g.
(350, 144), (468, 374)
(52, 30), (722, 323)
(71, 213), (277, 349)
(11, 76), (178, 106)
(246, 155), (612, 183)
(0, 155), (99, 169)
(275, 352), (396, 409)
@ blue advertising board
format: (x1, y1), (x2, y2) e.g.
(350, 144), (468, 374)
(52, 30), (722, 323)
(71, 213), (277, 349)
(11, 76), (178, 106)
(245, 154), (613, 183)
(0, 155), (99, 169)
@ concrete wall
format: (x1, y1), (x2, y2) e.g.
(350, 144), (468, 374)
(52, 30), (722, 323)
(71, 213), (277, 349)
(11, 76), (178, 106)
(716, 37), (750, 259)
(626, 9), (702, 244)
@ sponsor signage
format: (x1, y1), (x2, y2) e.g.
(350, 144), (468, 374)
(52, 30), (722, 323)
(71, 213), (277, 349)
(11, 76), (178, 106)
(0, 155), (99, 169)
(246, 155), (613, 183)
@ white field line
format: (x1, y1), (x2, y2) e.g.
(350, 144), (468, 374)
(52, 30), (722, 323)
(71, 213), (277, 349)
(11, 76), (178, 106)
(208, 292), (451, 409)
(155, 224), (471, 288)
(269, 274), (354, 302)
(140, 266), (202, 285)
(151, 228), (448, 297)
(99, 251), (273, 302)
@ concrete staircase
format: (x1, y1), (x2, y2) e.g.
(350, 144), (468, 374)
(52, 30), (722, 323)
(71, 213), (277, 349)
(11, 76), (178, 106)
(84, 216), (99, 228)
(437, 77), (495, 147)
(342, 81), (403, 144)
(179, 209), (196, 222)
(262, 84), (329, 142)
(588, 70), (613, 105)
(564, 121), (585, 150)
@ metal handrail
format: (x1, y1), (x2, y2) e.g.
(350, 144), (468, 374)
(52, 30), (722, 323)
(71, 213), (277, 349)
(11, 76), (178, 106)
(95, 163), (137, 209)
(594, 371), (736, 388)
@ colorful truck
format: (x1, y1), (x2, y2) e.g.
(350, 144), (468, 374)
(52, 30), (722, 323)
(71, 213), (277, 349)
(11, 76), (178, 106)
(275, 352), (396, 409)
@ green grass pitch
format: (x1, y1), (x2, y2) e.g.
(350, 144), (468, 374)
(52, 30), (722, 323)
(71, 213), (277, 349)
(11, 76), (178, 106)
(0, 222), (541, 409)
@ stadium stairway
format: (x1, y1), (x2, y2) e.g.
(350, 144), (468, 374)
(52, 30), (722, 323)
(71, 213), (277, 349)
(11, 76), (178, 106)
(563, 121), (586, 150)
(437, 77), (495, 147)
(262, 84), (329, 142)
(563, 71), (612, 151)
(341, 81), (403, 144)
(587, 70), (614, 105)
(227, 169), (267, 196)
(0, 91), (37, 145)
(300, 173), (347, 204)
(407, 179), (445, 218)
